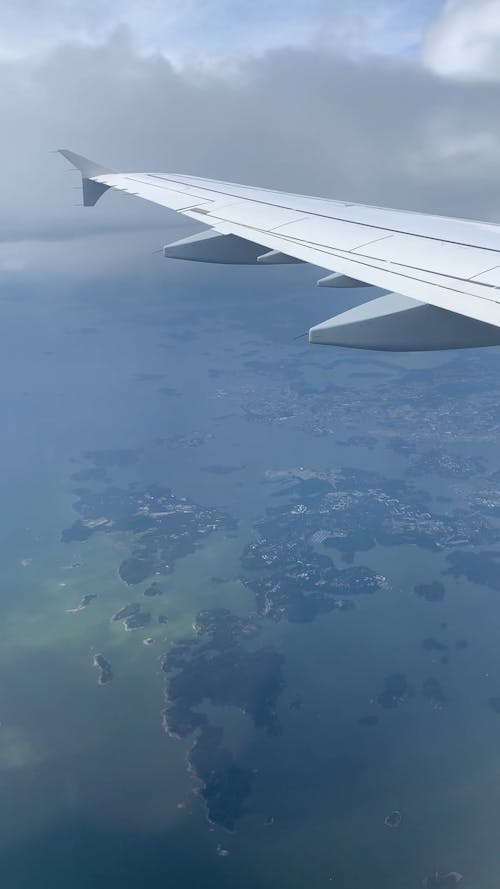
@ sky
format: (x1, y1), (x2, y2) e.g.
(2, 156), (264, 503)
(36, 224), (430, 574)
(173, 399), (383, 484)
(2, 0), (500, 281)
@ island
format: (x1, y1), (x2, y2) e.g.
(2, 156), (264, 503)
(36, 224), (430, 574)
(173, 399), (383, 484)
(123, 611), (151, 631)
(161, 606), (285, 830)
(66, 593), (97, 613)
(143, 582), (164, 597)
(384, 810), (402, 828)
(93, 653), (113, 685)
(112, 603), (140, 622)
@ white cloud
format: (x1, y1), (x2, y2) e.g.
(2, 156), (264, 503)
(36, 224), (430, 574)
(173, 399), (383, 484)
(318, 1), (439, 59)
(1, 5), (500, 281)
(0, 0), (438, 63)
(422, 0), (500, 81)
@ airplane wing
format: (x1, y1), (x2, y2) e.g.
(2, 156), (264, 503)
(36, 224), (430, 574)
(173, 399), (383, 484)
(59, 148), (500, 351)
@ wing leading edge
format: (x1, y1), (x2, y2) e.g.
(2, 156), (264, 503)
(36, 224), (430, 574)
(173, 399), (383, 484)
(59, 149), (500, 351)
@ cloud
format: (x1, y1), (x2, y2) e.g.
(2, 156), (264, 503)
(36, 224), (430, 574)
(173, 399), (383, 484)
(2, 16), (500, 281)
(422, 0), (500, 81)
(0, 0), (437, 61)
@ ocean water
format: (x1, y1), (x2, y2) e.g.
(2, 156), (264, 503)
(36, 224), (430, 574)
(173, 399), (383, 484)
(1, 262), (500, 888)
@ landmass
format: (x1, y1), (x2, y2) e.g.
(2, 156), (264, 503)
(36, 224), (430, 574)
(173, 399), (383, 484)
(143, 582), (164, 597)
(112, 603), (140, 622)
(66, 593), (97, 614)
(445, 550), (500, 591)
(123, 611), (151, 631)
(61, 483), (236, 586)
(161, 606), (285, 830)
(93, 654), (113, 685)
(384, 810), (402, 828)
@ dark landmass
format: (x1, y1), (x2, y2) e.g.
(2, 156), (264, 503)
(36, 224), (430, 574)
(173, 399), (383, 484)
(377, 673), (415, 709)
(93, 654), (113, 685)
(422, 638), (448, 653)
(143, 582), (164, 597)
(61, 483), (236, 586)
(119, 557), (156, 585)
(61, 520), (94, 543)
(193, 609), (260, 649)
(384, 810), (402, 828)
(242, 528), (385, 622)
(445, 550), (500, 591)
(163, 644), (284, 737)
(124, 611), (151, 631)
(245, 468), (495, 581)
(423, 677), (447, 708)
(188, 725), (255, 831)
(415, 581), (446, 602)
(358, 715), (379, 726)
(81, 594), (96, 606)
(112, 603), (140, 622)
(161, 606), (285, 829)
(235, 464), (496, 622)
(66, 593), (97, 613)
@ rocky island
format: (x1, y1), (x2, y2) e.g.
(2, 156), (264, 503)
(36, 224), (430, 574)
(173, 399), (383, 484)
(93, 654), (113, 685)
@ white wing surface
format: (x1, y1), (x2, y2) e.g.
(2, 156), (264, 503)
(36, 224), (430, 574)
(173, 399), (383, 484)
(59, 149), (500, 351)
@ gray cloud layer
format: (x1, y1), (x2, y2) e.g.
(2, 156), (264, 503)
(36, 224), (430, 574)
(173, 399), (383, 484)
(2, 7), (500, 281)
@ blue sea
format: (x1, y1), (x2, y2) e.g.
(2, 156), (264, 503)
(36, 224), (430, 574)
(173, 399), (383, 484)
(0, 257), (499, 888)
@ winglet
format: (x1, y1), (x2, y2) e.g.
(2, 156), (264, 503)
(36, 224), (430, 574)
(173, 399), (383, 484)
(58, 149), (115, 206)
